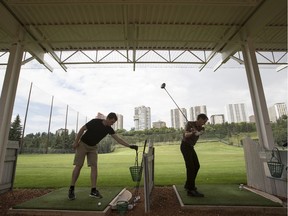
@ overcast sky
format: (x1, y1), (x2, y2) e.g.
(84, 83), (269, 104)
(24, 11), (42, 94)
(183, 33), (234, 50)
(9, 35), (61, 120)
(0, 60), (287, 134)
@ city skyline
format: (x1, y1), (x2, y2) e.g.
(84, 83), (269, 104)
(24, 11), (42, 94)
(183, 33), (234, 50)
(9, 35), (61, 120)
(51, 101), (286, 133)
(122, 102), (286, 130)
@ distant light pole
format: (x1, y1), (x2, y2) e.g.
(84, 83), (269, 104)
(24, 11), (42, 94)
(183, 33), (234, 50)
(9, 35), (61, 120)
(76, 111), (79, 133)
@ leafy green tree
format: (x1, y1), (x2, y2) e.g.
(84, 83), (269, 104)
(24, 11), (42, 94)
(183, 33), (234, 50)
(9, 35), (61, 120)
(272, 115), (287, 147)
(54, 134), (64, 149)
(68, 130), (76, 145)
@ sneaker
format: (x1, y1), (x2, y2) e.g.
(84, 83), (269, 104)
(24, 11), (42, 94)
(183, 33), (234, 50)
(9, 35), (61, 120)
(184, 186), (197, 191)
(68, 188), (76, 200)
(187, 189), (204, 197)
(89, 189), (103, 198)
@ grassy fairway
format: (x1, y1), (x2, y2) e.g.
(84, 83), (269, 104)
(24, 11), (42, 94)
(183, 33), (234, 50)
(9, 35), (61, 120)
(14, 142), (246, 188)
(154, 142), (246, 185)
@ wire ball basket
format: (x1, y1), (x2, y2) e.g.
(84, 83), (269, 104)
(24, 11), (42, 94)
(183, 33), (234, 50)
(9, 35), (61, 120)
(129, 149), (143, 182)
(267, 147), (284, 178)
(129, 166), (142, 182)
(116, 201), (128, 215)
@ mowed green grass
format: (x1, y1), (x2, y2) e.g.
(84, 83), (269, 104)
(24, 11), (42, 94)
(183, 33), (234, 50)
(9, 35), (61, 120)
(14, 142), (246, 188)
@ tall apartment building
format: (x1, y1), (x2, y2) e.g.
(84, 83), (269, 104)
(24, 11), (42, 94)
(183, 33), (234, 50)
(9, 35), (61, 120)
(95, 112), (106, 119)
(268, 103), (287, 122)
(249, 115), (255, 123)
(225, 103), (248, 123)
(113, 114), (123, 130)
(56, 128), (69, 136)
(152, 121), (166, 128)
(210, 114), (225, 124)
(171, 108), (187, 129)
(134, 106), (151, 130)
(189, 105), (207, 121)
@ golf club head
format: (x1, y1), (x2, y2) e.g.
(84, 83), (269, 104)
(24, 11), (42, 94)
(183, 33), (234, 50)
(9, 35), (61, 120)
(161, 83), (166, 89)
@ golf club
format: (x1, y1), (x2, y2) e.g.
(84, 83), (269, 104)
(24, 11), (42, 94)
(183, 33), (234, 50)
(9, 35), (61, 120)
(161, 83), (189, 122)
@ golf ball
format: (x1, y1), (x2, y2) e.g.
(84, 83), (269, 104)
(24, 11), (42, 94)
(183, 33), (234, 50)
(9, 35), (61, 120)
(239, 184), (244, 190)
(98, 202), (101, 206)
(135, 196), (140, 201)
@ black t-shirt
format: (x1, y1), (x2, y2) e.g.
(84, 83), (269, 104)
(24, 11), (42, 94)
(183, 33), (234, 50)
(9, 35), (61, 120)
(81, 119), (115, 146)
(182, 121), (205, 146)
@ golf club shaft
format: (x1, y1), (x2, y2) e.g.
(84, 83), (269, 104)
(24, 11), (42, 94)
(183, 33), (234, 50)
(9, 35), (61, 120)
(163, 88), (189, 122)
(132, 139), (147, 204)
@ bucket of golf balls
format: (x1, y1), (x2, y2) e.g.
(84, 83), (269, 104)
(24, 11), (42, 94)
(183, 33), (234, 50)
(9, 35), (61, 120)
(116, 200), (128, 214)
(129, 166), (142, 182)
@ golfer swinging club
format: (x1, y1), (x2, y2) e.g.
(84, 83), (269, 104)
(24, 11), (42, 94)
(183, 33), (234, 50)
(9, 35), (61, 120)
(181, 113), (208, 197)
(68, 112), (138, 200)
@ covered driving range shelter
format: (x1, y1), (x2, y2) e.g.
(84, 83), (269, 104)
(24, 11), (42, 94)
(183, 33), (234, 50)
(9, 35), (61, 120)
(0, 0), (287, 200)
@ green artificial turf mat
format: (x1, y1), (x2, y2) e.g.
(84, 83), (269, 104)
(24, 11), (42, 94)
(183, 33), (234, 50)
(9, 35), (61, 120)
(175, 184), (282, 207)
(13, 187), (123, 211)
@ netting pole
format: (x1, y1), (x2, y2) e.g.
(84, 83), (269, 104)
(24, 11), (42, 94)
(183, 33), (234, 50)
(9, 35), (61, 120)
(20, 82), (33, 154)
(46, 95), (54, 154)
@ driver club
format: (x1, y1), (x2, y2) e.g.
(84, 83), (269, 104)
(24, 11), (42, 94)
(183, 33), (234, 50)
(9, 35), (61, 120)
(161, 83), (189, 122)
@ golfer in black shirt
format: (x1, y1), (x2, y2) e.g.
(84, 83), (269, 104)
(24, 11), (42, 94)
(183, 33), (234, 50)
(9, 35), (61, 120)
(68, 112), (137, 200)
(181, 113), (208, 197)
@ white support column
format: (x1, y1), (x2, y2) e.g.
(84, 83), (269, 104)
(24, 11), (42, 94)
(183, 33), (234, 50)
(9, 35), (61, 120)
(241, 38), (274, 150)
(0, 42), (24, 181)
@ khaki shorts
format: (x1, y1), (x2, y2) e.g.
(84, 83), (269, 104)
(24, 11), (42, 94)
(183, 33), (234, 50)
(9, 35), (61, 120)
(73, 141), (98, 167)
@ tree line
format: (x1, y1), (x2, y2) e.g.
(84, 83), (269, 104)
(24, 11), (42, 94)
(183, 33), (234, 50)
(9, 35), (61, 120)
(9, 114), (287, 154)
